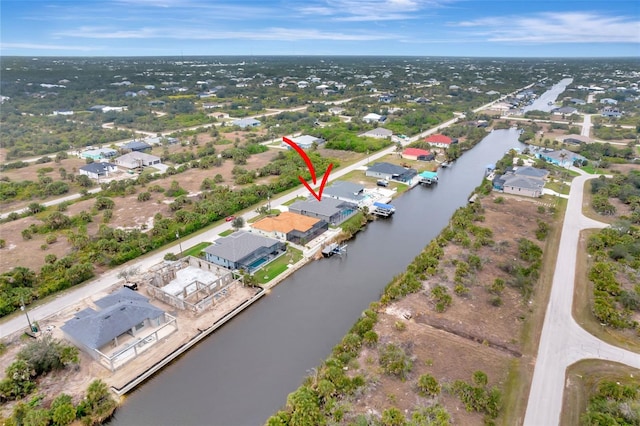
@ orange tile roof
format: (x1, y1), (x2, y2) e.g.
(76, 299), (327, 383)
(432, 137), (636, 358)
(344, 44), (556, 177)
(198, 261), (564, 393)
(251, 211), (321, 234)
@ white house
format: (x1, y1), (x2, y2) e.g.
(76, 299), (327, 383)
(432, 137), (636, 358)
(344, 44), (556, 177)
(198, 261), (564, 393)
(360, 128), (393, 139)
(79, 163), (117, 180)
(115, 152), (161, 169)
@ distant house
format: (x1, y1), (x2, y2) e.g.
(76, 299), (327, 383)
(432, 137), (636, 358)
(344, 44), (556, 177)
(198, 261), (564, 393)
(282, 135), (325, 150)
(600, 98), (618, 105)
(323, 181), (368, 207)
(61, 288), (177, 371)
(203, 231), (285, 273)
(328, 107), (344, 115)
(232, 118), (261, 128)
(144, 136), (178, 146)
(402, 148), (434, 161)
(81, 148), (118, 161)
(362, 113), (386, 123)
(424, 134), (457, 148)
(251, 211), (328, 244)
(552, 106), (578, 115)
(115, 151), (161, 169)
(560, 135), (592, 145)
(79, 162), (117, 180)
(365, 162), (417, 184)
(570, 98), (586, 105)
(536, 149), (587, 167)
(148, 100), (165, 107)
(378, 93), (395, 103)
(53, 110), (74, 116)
(512, 166), (550, 179)
(601, 106), (622, 118)
(289, 197), (358, 226)
(121, 140), (152, 152)
(360, 128), (393, 139)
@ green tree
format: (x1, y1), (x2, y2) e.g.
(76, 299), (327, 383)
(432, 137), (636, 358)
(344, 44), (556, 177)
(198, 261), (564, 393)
(82, 380), (116, 425)
(51, 394), (76, 426)
(232, 216), (245, 230)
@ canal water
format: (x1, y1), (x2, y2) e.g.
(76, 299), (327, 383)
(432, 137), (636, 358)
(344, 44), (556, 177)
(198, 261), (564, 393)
(110, 129), (524, 426)
(523, 78), (573, 113)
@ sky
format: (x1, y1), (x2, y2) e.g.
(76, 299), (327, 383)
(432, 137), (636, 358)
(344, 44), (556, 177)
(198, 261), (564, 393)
(1, 0), (639, 57)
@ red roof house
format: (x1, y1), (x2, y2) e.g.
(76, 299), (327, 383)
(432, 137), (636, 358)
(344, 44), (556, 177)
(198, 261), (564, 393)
(425, 134), (455, 148)
(402, 148), (434, 161)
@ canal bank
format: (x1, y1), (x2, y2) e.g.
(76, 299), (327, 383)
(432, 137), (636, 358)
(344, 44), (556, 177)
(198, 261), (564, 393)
(109, 129), (526, 426)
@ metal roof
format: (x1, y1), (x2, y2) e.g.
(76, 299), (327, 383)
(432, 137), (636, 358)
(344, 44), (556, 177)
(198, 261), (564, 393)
(203, 231), (280, 263)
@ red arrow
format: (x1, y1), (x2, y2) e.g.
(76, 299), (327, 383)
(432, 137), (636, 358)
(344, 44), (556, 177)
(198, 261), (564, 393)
(282, 136), (333, 201)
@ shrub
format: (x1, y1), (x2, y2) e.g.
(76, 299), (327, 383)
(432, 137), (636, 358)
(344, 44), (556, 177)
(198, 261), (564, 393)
(417, 374), (441, 397)
(379, 343), (412, 380)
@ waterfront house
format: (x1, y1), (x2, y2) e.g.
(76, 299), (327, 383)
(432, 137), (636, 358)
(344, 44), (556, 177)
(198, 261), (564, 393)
(365, 162), (417, 184)
(288, 197), (358, 226)
(80, 148), (118, 161)
(323, 180), (368, 207)
(251, 211), (328, 244)
(79, 162), (117, 180)
(425, 134), (457, 148)
(231, 118), (261, 128)
(203, 231), (286, 273)
(536, 149), (587, 167)
(500, 175), (545, 198)
(492, 166), (548, 198)
(61, 288), (178, 371)
(115, 151), (161, 169)
(402, 148), (434, 161)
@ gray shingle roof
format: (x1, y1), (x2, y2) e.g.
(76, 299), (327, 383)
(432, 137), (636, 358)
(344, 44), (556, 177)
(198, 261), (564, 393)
(289, 197), (356, 217)
(323, 180), (366, 202)
(367, 162), (409, 176)
(513, 166), (549, 179)
(79, 162), (116, 174)
(503, 175), (544, 191)
(122, 140), (152, 151)
(203, 231), (280, 263)
(61, 288), (164, 350)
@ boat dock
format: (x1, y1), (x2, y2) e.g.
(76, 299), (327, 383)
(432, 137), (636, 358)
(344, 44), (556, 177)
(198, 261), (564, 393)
(418, 170), (439, 185)
(322, 243), (347, 257)
(371, 201), (396, 217)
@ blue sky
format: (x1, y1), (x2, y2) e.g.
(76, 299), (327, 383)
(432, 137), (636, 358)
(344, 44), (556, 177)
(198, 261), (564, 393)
(1, 0), (639, 57)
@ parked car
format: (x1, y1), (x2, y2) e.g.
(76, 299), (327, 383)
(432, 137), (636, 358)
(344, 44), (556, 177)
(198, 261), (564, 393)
(377, 180), (389, 187)
(225, 215), (236, 222)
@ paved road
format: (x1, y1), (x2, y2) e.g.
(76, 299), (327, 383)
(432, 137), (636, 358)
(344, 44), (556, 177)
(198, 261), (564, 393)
(581, 114), (592, 137)
(524, 172), (640, 426)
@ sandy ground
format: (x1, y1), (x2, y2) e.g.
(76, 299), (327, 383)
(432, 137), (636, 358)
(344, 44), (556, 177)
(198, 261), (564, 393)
(345, 191), (558, 424)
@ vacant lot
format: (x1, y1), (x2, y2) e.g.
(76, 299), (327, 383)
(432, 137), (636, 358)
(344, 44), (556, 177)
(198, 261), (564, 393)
(345, 191), (559, 425)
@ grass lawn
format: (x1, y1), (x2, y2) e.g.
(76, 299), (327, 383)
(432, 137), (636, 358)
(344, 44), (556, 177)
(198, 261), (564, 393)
(283, 196), (306, 206)
(182, 241), (212, 258)
(218, 229), (234, 237)
(544, 181), (570, 195)
(255, 246), (303, 284)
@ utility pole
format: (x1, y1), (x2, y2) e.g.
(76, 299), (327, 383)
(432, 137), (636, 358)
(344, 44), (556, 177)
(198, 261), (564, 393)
(20, 297), (35, 333)
(175, 231), (183, 257)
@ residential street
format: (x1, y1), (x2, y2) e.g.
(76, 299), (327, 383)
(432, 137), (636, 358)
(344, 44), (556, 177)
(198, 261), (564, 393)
(523, 172), (640, 426)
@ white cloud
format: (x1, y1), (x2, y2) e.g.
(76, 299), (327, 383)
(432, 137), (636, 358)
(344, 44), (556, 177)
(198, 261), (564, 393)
(454, 12), (640, 43)
(55, 26), (398, 41)
(0, 42), (98, 51)
(297, 0), (449, 22)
